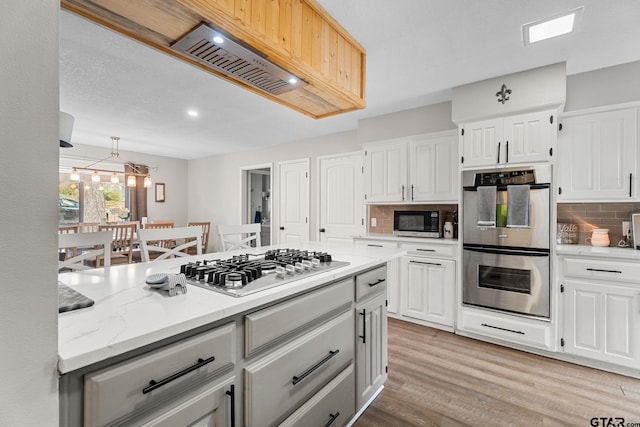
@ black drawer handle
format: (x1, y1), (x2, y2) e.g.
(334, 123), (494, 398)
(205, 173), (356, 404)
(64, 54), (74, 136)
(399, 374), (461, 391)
(292, 350), (340, 386)
(142, 356), (215, 394)
(324, 412), (341, 427)
(359, 309), (366, 344)
(481, 323), (524, 335)
(416, 248), (435, 252)
(225, 385), (236, 427)
(368, 278), (386, 287)
(367, 244), (383, 248)
(410, 260), (442, 266)
(586, 268), (622, 274)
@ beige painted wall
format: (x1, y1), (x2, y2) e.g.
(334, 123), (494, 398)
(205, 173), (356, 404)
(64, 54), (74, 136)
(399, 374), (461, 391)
(0, 0), (59, 424)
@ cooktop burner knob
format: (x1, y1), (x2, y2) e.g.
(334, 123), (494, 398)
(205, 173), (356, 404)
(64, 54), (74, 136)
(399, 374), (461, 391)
(275, 266), (286, 278)
(294, 262), (304, 272)
(285, 265), (295, 275)
(302, 260), (312, 270)
(311, 258), (321, 269)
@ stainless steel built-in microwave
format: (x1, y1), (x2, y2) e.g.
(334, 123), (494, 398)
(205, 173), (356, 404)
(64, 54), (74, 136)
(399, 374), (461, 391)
(393, 210), (441, 238)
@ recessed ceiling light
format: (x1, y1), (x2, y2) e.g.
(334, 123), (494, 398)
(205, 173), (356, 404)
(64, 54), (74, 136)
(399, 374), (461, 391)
(288, 77), (298, 85)
(187, 110), (198, 117)
(523, 7), (583, 45)
(212, 35), (224, 44)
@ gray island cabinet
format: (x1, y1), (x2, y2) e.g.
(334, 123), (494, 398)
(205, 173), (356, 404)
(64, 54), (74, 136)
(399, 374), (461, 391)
(58, 243), (403, 427)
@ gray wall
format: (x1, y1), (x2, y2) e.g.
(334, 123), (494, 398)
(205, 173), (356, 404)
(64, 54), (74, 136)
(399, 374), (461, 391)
(565, 60), (640, 112)
(0, 1), (59, 424)
(357, 101), (456, 143)
(62, 143), (189, 226)
(188, 131), (360, 250)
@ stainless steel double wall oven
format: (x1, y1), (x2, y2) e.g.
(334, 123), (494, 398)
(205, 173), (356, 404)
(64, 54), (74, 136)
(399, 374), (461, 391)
(462, 164), (551, 318)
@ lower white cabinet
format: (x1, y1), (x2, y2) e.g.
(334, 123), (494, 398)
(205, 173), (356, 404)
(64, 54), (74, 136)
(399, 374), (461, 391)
(401, 256), (455, 327)
(356, 290), (388, 408)
(353, 238), (400, 314)
(562, 279), (640, 369)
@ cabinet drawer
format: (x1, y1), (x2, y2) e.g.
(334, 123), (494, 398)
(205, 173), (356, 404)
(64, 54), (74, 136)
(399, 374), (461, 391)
(84, 323), (235, 427)
(245, 278), (353, 357)
(244, 311), (354, 427)
(279, 364), (355, 427)
(355, 265), (387, 301)
(563, 258), (640, 284)
(458, 308), (553, 351)
(354, 239), (399, 249)
(401, 242), (456, 258)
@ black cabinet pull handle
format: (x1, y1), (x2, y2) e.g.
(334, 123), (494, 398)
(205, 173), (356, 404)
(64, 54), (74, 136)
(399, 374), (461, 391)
(506, 140), (509, 163)
(323, 412), (341, 427)
(142, 356), (215, 394)
(410, 260), (442, 266)
(401, 185), (405, 201)
(225, 385), (236, 427)
(416, 248), (435, 252)
(481, 323), (524, 335)
(497, 142), (501, 163)
(586, 268), (622, 274)
(279, 226), (285, 230)
(367, 244), (383, 248)
(630, 173), (633, 198)
(411, 184), (414, 201)
(359, 309), (366, 343)
(292, 350), (340, 385)
(319, 228), (326, 233)
(368, 278), (386, 287)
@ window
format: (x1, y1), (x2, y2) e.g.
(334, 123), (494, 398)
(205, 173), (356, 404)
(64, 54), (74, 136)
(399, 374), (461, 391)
(59, 170), (126, 225)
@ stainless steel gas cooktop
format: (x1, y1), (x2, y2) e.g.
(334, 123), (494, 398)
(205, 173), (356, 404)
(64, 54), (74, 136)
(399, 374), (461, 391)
(179, 249), (350, 297)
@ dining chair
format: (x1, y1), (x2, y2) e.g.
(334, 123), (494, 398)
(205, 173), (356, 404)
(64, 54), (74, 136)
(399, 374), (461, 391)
(58, 231), (113, 272)
(145, 220), (174, 229)
(58, 224), (80, 259)
(138, 226), (202, 262)
(186, 221), (211, 254)
(217, 223), (262, 251)
(97, 222), (137, 265)
(78, 222), (100, 233)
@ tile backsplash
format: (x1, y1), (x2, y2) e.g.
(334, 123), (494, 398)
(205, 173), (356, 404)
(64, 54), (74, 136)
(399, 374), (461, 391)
(557, 203), (640, 246)
(368, 204), (458, 234)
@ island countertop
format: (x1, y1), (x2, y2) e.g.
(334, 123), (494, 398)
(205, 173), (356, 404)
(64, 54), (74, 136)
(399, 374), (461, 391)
(58, 242), (405, 373)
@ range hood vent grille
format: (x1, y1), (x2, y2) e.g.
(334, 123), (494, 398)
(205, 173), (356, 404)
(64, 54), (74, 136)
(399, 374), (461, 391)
(172, 23), (306, 95)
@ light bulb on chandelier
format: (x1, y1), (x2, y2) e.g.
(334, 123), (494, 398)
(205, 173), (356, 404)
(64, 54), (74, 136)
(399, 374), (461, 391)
(127, 175), (137, 187)
(111, 172), (120, 184)
(70, 168), (80, 181)
(91, 170), (101, 183)
(144, 175), (152, 188)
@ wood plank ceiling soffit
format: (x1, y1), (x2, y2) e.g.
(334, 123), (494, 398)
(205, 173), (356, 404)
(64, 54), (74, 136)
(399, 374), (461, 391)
(61, 0), (366, 119)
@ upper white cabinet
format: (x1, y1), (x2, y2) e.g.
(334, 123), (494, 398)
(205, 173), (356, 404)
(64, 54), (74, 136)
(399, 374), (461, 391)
(363, 142), (407, 202)
(363, 130), (458, 203)
(557, 107), (638, 201)
(460, 109), (557, 168)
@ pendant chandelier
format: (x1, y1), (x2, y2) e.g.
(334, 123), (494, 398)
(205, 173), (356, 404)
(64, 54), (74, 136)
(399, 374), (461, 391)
(68, 136), (154, 188)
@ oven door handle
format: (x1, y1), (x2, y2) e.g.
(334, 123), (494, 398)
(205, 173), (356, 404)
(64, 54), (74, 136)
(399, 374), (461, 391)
(463, 246), (549, 257)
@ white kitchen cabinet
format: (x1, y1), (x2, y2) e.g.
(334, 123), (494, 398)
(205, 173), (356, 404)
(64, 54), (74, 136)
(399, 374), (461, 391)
(460, 109), (556, 168)
(363, 141), (407, 202)
(355, 268), (388, 409)
(560, 256), (640, 370)
(408, 131), (459, 202)
(363, 130), (458, 203)
(557, 108), (638, 201)
(353, 238), (400, 314)
(400, 256), (455, 327)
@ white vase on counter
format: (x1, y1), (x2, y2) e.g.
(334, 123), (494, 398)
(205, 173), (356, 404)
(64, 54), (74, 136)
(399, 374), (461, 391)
(586, 228), (610, 247)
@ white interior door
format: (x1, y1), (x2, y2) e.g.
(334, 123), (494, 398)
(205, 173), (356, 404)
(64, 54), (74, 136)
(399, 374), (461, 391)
(319, 153), (365, 245)
(278, 159), (309, 246)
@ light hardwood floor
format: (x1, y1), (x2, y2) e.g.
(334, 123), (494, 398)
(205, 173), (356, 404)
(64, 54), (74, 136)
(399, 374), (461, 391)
(354, 318), (640, 427)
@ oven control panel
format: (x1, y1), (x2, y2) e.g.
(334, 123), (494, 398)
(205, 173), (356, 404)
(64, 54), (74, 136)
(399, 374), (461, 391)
(474, 170), (536, 186)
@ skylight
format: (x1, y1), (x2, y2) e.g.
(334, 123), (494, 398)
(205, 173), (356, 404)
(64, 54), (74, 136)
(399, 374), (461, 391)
(523, 7), (584, 45)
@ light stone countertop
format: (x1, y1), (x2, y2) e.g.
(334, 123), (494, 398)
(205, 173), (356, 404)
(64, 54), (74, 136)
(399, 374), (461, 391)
(557, 244), (640, 260)
(57, 242), (405, 374)
(353, 233), (460, 245)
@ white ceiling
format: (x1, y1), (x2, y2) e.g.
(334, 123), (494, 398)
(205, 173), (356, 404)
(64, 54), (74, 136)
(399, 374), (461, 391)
(59, 0), (640, 160)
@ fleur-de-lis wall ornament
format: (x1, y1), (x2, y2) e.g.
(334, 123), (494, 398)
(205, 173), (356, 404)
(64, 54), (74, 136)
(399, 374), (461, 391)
(496, 84), (512, 104)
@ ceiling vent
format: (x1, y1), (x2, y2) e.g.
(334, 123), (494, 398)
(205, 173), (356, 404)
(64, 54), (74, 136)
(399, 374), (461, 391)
(171, 23), (306, 95)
